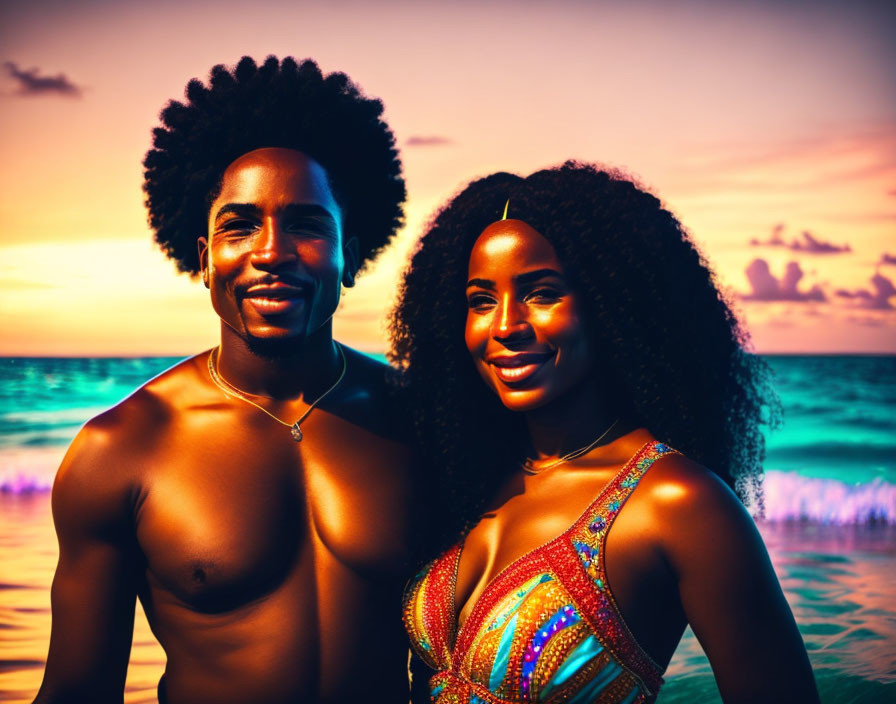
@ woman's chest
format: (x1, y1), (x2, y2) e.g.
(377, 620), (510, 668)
(455, 471), (621, 626)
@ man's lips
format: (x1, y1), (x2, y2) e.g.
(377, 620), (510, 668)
(242, 282), (310, 316)
(488, 352), (555, 385)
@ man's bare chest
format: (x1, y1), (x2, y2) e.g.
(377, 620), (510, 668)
(131, 424), (412, 610)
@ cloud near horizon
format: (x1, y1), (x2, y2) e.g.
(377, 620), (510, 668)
(3, 61), (82, 97)
(835, 272), (896, 310)
(750, 223), (851, 254)
(742, 259), (826, 302)
(405, 135), (453, 147)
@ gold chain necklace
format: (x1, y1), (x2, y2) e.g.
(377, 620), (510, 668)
(206, 344), (346, 442)
(521, 418), (620, 475)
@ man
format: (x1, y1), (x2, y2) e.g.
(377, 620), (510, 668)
(35, 56), (422, 703)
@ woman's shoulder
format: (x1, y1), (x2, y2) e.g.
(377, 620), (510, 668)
(633, 443), (765, 568)
(635, 443), (743, 513)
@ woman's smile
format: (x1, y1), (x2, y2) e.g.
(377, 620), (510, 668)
(488, 351), (555, 386)
(465, 218), (594, 413)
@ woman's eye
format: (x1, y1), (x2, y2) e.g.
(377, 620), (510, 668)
(526, 288), (562, 303)
(467, 294), (496, 309)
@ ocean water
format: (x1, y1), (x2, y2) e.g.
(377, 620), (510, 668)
(0, 355), (894, 702)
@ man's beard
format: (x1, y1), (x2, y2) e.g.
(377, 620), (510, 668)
(244, 332), (305, 361)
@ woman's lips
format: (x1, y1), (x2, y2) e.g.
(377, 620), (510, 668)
(489, 352), (554, 386)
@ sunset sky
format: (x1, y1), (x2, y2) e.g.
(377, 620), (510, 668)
(1, 0), (894, 355)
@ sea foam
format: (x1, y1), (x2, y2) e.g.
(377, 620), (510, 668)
(0, 447), (65, 493)
(3, 447), (895, 524)
(760, 470), (896, 524)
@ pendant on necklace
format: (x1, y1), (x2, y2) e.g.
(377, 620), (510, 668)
(290, 422), (303, 442)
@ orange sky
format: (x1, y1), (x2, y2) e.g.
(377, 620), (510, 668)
(1, 0), (894, 355)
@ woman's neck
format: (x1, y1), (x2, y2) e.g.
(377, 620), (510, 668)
(524, 376), (620, 461)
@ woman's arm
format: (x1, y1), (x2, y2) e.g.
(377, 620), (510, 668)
(654, 457), (819, 704)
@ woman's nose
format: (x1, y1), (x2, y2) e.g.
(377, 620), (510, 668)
(493, 294), (532, 341)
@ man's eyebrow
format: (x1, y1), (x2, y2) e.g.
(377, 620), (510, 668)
(213, 203), (261, 222)
(213, 203), (337, 224)
(280, 203), (337, 222)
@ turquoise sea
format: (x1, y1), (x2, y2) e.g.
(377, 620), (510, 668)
(0, 355), (894, 702)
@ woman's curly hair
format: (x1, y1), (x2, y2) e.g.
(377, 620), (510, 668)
(390, 161), (778, 548)
(143, 55), (405, 275)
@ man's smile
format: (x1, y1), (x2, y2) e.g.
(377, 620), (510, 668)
(241, 279), (312, 317)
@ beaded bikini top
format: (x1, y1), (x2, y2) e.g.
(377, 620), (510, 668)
(403, 441), (677, 704)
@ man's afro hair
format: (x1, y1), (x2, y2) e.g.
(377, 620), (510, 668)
(143, 55), (405, 275)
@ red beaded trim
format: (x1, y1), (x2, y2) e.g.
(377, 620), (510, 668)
(409, 441), (676, 703)
(404, 543), (462, 670)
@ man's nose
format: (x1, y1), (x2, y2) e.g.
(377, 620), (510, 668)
(493, 294), (531, 341)
(250, 219), (298, 269)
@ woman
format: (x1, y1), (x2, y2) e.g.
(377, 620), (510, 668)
(391, 163), (818, 703)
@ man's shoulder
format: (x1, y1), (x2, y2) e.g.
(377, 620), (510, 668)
(334, 345), (412, 443)
(91, 353), (205, 433)
(56, 353), (208, 485)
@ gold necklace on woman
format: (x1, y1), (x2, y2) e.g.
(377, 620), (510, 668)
(206, 343), (346, 442)
(521, 418), (620, 475)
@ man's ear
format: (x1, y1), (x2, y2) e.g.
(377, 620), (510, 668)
(342, 236), (360, 288)
(197, 237), (210, 288)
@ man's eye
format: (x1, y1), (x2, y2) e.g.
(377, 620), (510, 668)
(286, 219), (337, 237)
(221, 219), (255, 232)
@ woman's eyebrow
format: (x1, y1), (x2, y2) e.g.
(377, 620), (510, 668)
(514, 268), (565, 286)
(466, 278), (495, 290)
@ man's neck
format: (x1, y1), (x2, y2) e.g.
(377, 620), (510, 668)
(214, 321), (341, 401)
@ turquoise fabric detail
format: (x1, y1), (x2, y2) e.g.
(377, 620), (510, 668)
(539, 634), (604, 698)
(430, 682), (445, 697)
(470, 697), (488, 704)
(488, 612), (519, 691)
(619, 686), (641, 704)
(566, 660), (622, 704)
(486, 573), (552, 632)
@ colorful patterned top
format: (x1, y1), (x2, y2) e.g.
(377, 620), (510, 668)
(403, 441), (677, 704)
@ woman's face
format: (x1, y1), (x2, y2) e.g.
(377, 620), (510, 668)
(464, 219), (594, 413)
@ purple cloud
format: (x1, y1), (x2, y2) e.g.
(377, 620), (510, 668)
(835, 288), (871, 300)
(405, 135), (453, 147)
(792, 230), (851, 254)
(750, 223), (786, 247)
(3, 61), (82, 98)
(880, 253), (896, 265)
(835, 272), (896, 310)
(749, 224), (850, 254)
(742, 259), (826, 302)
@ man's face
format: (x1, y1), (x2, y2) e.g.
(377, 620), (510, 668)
(199, 148), (357, 352)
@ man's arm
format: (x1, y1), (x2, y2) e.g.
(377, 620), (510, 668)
(34, 422), (140, 704)
(655, 457), (819, 704)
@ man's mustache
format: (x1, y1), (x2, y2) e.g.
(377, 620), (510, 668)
(235, 275), (314, 299)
